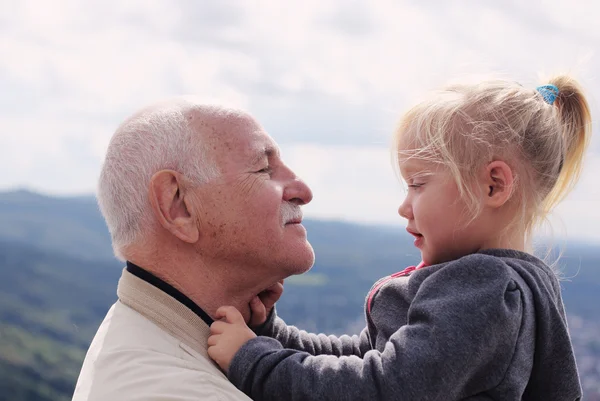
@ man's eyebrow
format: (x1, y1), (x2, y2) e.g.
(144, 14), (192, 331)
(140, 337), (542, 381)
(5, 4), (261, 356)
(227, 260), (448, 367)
(249, 146), (279, 165)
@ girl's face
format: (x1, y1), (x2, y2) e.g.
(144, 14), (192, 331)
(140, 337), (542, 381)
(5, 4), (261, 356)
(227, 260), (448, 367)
(398, 158), (491, 265)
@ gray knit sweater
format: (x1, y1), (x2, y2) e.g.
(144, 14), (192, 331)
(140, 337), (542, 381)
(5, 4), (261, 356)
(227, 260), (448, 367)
(228, 249), (581, 400)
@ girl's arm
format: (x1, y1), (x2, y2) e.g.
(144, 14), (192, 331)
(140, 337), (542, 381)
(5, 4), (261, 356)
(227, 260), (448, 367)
(254, 308), (372, 357)
(217, 257), (523, 401)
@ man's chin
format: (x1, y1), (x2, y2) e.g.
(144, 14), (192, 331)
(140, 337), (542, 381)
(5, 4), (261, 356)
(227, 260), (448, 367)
(301, 245), (316, 271)
(283, 249), (315, 276)
(294, 260), (314, 275)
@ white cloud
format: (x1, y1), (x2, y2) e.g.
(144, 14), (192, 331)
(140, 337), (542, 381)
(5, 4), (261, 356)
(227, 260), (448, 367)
(1, 0), (600, 240)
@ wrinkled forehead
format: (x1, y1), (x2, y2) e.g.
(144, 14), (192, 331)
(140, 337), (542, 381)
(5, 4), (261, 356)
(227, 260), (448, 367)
(197, 112), (280, 166)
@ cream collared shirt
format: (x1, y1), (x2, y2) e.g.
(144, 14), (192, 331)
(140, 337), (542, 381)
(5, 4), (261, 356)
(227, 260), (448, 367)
(72, 268), (252, 401)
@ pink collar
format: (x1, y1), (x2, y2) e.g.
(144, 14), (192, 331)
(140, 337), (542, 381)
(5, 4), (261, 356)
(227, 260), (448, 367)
(390, 261), (427, 277)
(367, 261), (426, 315)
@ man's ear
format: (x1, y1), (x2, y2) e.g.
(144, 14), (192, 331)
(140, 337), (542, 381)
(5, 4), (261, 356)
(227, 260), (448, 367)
(482, 160), (515, 208)
(148, 170), (200, 243)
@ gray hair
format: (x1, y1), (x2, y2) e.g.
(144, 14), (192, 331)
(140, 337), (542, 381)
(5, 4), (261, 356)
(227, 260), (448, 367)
(97, 97), (245, 260)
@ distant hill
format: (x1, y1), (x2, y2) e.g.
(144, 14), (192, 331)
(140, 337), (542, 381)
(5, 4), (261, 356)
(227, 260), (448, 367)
(0, 190), (112, 260)
(0, 189), (599, 400)
(0, 241), (120, 401)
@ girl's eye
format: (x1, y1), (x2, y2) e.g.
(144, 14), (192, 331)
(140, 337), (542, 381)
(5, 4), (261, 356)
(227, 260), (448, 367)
(408, 183), (424, 189)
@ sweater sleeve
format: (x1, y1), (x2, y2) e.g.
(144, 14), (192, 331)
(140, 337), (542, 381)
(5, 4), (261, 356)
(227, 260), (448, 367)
(253, 308), (371, 357)
(228, 255), (523, 401)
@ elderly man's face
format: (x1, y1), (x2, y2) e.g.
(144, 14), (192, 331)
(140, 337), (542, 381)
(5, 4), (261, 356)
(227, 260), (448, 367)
(191, 114), (315, 280)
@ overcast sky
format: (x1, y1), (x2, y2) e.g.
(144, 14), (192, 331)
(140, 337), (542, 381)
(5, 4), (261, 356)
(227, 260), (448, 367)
(1, 0), (599, 242)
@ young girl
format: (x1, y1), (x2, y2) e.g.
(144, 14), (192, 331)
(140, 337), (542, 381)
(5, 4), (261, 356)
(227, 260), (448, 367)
(207, 75), (590, 401)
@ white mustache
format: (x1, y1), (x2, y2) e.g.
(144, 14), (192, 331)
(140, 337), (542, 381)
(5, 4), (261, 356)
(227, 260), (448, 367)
(281, 202), (303, 225)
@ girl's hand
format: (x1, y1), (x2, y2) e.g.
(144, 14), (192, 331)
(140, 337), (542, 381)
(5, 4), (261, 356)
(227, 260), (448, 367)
(248, 280), (284, 327)
(208, 306), (256, 373)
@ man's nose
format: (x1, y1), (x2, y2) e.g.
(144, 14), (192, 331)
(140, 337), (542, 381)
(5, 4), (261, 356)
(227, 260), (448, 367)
(283, 174), (313, 205)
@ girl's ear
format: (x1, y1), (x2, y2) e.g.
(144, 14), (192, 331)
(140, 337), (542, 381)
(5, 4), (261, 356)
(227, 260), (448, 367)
(482, 161), (515, 208)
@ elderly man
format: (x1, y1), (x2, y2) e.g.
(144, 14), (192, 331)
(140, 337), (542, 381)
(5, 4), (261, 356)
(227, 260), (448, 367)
(72, 98), (315, 400)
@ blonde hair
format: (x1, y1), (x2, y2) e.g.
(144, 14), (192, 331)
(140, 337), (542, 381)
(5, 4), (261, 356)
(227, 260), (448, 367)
(394, 75), (592, 240)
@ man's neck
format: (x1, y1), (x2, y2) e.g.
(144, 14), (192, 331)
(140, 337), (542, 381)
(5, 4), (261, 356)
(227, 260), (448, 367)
(126, 253), (271, 323)
(126, 261), (214, 325)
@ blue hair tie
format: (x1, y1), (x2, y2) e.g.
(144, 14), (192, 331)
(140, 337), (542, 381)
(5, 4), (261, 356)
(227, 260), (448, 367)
(536, 84), (559, 105)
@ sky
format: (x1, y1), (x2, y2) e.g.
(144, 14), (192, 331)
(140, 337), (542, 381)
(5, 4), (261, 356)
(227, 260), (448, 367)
(1, 0), (600, 242)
